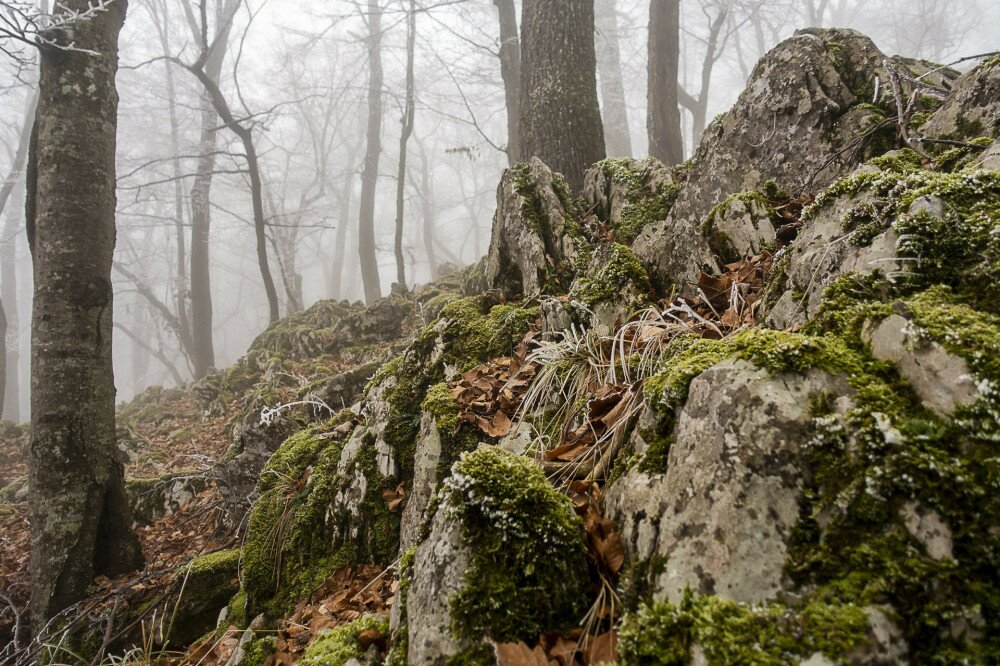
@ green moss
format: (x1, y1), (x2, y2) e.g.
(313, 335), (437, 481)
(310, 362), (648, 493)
(422, 383), (480, 481)
(702, 190), (781, 261)
(300, 615), (389, 666)
(596, 157), (681, 245)
(618, 592), (868, 665)
(238, 635), (276, 666)
(637, 434), (674, 475)
(574, 243), (651, 306)
(241, 420), (375, 619)
(441, 447), (588, 643)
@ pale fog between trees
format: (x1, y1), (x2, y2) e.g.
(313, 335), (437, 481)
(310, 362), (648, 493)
(0, 0), (997, 420)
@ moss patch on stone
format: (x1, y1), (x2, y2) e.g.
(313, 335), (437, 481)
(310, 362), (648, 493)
(594, 158), (681, 246)
(299, 615), (389, 666)
(440, 447), (588, 643)
(618, 592), (868, 665)
(573, 242), (651, 307)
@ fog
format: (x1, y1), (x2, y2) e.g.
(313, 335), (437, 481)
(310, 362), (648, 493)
(1, 0), (997, 416)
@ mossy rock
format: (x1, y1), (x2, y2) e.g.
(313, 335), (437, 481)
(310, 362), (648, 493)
(167, 549), (242, 647)
(300, 615), (388, 666)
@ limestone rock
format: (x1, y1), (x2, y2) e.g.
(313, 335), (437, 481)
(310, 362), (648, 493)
(899, 501), (953, 561)
(764, 172), (904, 327)
(862, 314), (979, 416)
(485, 158), (587, 297)
(631, 214), (715, 297)
(703, 192), (778, 259)
(973, 138), (1000, 170)
(398, 413), (443, 554)
(922, 59), (1000, 141)
(582, 157), (678, 245)
(606, 359), (852, 604)
(405, 506), (472, 665)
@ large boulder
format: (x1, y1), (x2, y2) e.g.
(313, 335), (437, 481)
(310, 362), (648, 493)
(484, 158), (589, 298)
(607, 358), (852, 604)
(921, 58), (1000, 141)
(403, 447), (588, 665)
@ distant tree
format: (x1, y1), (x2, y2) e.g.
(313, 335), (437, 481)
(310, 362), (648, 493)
(0, 92), (34, 420)
(648, 0), (683, 165)
(394, 0), (417, 288)
(677, 2), (730, 149)
(595, 0), (633, 157)
(359, 0), (384, 304)
(519, 0), (605, 191)
(26, 0), (143, 628)
(493, 0), (521, 164)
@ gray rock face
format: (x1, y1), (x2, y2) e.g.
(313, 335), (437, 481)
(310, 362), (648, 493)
(485, 157), (585, 298)
(399, 413), (443, 553)
(667, 30), (888, 229)
(862, 314), (979, 416)
(900, 501), (953, 561)
(706, 193), (778, 258)
(974, 139), (1000, 170)
(581, 157), (676, 238)
(922, 60), (1000, 140)
(631, 215), (715, 296)
(607, 359), (852, 604)
(405, 505), (471, 665)
(764, 169), (905, 328)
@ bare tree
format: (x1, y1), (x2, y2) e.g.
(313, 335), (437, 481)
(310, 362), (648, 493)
(519, 0), (605, 191)
(26, 0), (143, 628)
(173, 1), (280, 324)
(359, 0), (384, 304)
(648, 0), (683, 165)
(493, 0), (521, 164)
(394, 0), (417, 288)
(595, 0), (632, 157)
(677, 2), (731, 148)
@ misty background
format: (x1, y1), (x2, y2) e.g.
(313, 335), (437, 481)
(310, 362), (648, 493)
(1, 0), (997, 417)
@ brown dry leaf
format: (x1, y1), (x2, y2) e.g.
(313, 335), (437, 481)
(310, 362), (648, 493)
(586, 631), (619, 664)
(496, 642), (550, 666)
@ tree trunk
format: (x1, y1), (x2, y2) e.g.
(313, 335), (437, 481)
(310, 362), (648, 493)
(359, 0), (384, 304)
(519, 0), (605, 192)
(394, 0), (416, 288)
(2, 206), (20, 423)
(0, 298), (6, 418)
(330, 144), (358, 300)
(28, 0), (143, 629)
(594, 0), (632, 157)
(648, 0), (683, 165)
(415, 137), (438, 280)
(493, 0), (521, 165)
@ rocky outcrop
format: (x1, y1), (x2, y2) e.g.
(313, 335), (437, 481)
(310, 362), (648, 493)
(608, 359), (852, 604)
(921, 58), (1000, 140)
(484, 158), (588, 298)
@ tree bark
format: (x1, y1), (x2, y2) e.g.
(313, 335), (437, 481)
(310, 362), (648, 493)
(0, 298), (6, 418)
(415, 137), (437, 280)
(677, 6), (727, 150)
(493, 0), (521, 165)
(519, 0), (605, 192)
(594, 0), (633, 157)
(394, 0), (416, 288)
(358, 0), (384, 304)
(182, 0), (241, 377)
(27, 0), (143, 629)
(330, 143), (358, 300)
(648, 0), (684, 165)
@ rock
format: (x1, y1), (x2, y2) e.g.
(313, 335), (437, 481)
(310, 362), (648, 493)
(631, 214), (715, 297)
(484, 158), (588, 298)
(799, 654), (835, 666)
(922, 59), (1000, 141)
(127, 472), (209, 526)
(850, 607), (910, 665)
(224, 615), (268, 666)
(582, 157), (679, 245)
(899, 501), (953, 561)
(568, 242), (652, 333)
(404, 447), (587, 664)
(702, 192), (778, 259)
(167, 550), (242, 647)
(405, 501), (472, 664)
(862, 314), (979, 416)
(606, 359), (852, 604)
(973, 138), (1000, 170)
(764, 170), (904, 327)
(398, 413), (443, 554)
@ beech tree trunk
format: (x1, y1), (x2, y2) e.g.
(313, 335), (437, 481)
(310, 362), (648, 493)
(648, 0), (683, 165)
(394, 0), (416, 288)
(359, 0), (384, 304)
(27, 0), (143, 629)
(594, 0), (633, 157)
(0, 299), (6, 417)
(330, 143), (358, 300)
(519, 0), (605, 192)
(493, 0), (521, 164)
